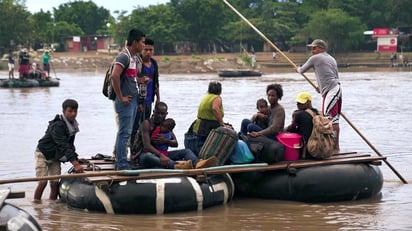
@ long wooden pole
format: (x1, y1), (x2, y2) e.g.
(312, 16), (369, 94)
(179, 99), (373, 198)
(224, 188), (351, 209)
(341, 113), (408, 183)
(0, 170), (126, 184)
(50, 60), (58, 79)
(222, 0), (317, 89)
(0, 163), (268, 185)
(222, 0), (407, 184)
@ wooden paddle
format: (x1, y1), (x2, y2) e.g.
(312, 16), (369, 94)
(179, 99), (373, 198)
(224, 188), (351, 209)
(222, 0), (408, 184)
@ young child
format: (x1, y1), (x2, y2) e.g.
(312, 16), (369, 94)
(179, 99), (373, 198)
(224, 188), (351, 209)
(240, 98), (269, 134)
(150, 118), (176, 156)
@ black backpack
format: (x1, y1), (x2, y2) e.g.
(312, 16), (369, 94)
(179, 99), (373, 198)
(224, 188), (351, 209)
(102, 53), (130, 100)
(240, 134), (285, 164)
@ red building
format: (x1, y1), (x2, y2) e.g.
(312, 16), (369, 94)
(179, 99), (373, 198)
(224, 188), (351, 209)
(65, 35), (113, 52)
(373, 28), (398, 52)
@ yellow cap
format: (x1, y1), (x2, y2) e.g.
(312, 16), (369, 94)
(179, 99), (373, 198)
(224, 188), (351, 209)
(296, 92), (312, 104)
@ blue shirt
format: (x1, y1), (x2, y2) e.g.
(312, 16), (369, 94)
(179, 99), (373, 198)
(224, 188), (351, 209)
(141, 63), (155, 105)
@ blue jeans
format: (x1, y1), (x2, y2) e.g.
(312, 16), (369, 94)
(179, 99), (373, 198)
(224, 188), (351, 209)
(114, 95), (137, 170)
(241, 119), (276, 139)
(139, 149), (199, 169)
(240, 119), (263, 134)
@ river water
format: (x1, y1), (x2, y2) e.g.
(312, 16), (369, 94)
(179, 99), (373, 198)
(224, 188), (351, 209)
(1, 70), (411, 230)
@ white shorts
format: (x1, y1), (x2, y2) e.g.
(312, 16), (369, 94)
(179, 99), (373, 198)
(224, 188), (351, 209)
(8, 63), (14, 71)
(322, 84), (342, 124)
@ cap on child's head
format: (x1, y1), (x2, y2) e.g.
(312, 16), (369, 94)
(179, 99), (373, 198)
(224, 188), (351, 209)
(296, 92), (312, 104)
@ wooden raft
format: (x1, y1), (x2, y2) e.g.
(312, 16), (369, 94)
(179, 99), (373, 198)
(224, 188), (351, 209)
(82, 152), (385, 183)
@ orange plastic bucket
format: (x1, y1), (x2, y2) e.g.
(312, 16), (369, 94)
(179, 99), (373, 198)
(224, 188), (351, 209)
(277, 133), (302, 161)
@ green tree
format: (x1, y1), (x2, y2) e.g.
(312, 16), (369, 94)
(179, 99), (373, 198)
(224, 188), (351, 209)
(220, 0), (301, 51)
(52, 21), (84, 45)
(170, 0), (230, 52)
(30, 10), (53, 46)
(385, 0), (412, 27)
(0, 0), (32, 50)
(118, 4), (184, 52)
(303, 8), (366, 52)
(54, 1), (111, 35)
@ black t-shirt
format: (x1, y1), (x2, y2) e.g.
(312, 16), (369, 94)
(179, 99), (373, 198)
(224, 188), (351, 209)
(287, 108), (318, 142)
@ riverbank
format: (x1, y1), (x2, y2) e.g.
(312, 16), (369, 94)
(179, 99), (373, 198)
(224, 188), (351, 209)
(2, 51), (411, 75)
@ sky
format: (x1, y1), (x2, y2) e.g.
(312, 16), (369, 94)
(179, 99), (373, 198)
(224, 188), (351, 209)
(26, 0), (170, 14)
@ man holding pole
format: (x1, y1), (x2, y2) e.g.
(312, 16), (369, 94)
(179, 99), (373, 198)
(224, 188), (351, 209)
(34, 99), (84, 201)
(43, 50), (51, 77)
(295, 39), (342, 152)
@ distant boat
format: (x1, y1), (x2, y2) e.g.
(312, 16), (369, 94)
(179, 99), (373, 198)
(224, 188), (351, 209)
(0, 77), (59, 88)
(218, 69), (262, 77)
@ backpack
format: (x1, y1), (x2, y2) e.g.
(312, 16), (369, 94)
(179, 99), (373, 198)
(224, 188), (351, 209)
(102, 53), (130, 100)
(305, 109), (336, 159)
(198, 127), (238, 166)
(130, 129), (144, 161)
(239, 134), (285, 164)
(229, 140), (255, 164)
(130, 123), (157, 162)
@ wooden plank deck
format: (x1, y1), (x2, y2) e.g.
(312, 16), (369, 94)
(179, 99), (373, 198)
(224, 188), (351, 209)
(84, 152), (385, 183)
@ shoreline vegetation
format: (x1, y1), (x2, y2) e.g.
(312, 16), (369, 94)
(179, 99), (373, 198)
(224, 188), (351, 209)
(1, 51), (411, 75)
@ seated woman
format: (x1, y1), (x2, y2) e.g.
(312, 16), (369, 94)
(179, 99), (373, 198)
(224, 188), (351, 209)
(249, 83), (285, 140)
(189, 81), (229, 155)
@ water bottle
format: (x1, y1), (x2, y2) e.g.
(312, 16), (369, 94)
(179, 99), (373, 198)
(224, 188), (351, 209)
(139, 83), (147, 101)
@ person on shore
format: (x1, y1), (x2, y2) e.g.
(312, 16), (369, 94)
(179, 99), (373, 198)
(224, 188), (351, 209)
(272, 52), (277, 61)
(295, 39), (342, 152)
(8, 50), (15, 79)
(249, 83), (285, 140)
(250, 51), (256, 67)
(43, 50), (51, 76)
(150, 118), (176, 157)
(402, 55), (409, 66)
(285, 92), (319, 153)
(18, 49), (30, 79)
(390, 52), (397, 64)
(240, 98), (269, 135)
(131, 38), (160, 156)
(7, 50), (14, 79)
(137, 102), (217, 169)
(111, 29), (145, 170)
(34, 99), (84, 201)
(190, 81), (230, 155)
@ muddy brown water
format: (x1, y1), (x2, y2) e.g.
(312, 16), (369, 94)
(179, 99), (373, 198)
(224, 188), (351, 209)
(1, 71), (411, 230)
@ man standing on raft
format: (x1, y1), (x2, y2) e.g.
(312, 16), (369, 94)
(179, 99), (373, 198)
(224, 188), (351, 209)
(296, 39), (342, 152)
